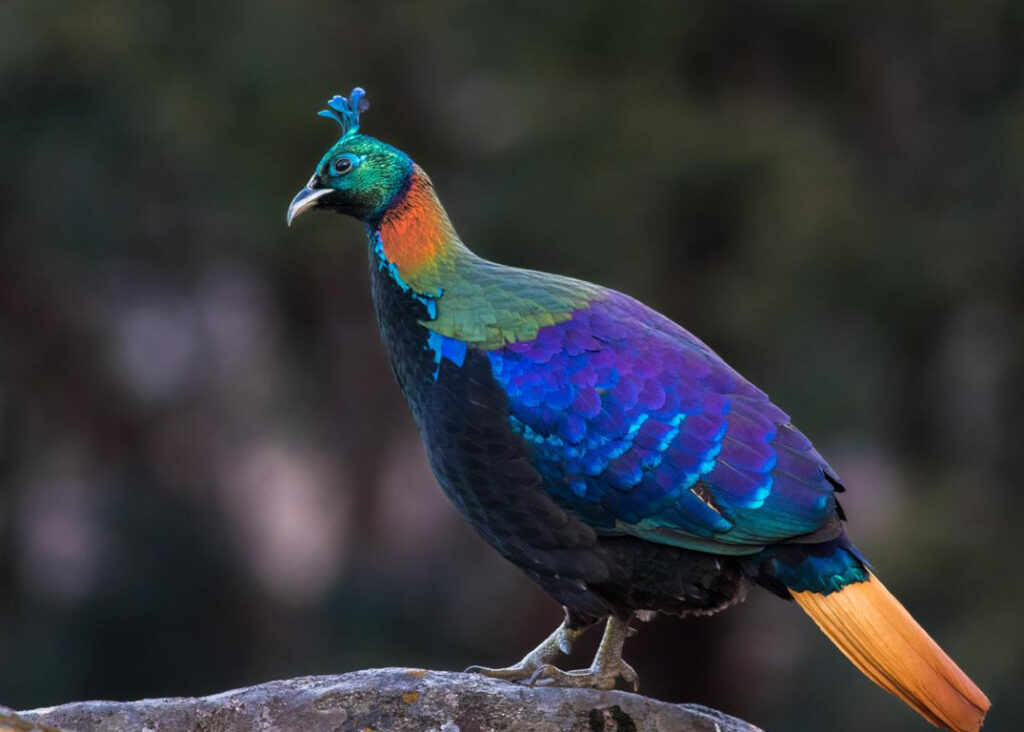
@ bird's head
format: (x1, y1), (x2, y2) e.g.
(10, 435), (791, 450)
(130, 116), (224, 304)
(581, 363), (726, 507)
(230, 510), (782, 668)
(287, 88), (413, 226)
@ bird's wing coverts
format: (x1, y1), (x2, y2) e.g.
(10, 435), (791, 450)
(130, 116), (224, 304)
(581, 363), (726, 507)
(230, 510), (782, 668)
(484, 290), (842, 554)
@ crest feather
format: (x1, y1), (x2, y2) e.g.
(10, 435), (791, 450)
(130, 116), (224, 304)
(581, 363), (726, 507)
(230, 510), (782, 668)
(318, 87), (369, 136)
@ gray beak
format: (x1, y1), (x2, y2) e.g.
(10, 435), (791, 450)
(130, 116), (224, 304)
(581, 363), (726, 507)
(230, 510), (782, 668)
(286, 177), (334, 226)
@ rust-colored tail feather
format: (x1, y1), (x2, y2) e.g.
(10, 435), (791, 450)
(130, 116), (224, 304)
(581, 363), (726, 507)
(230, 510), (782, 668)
(791, 573), (989, 731)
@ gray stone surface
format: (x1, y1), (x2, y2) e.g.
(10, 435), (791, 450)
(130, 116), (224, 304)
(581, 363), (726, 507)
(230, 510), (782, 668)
(18, 668), (762, 732)
(1, 705), (66, 732)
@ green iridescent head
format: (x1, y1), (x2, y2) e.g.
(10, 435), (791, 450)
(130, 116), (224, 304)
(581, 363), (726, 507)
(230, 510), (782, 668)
(287, 88), (413, 225)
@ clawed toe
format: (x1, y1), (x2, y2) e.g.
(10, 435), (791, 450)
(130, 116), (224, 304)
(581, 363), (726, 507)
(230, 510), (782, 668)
(525, 663), (560, 687)
(464, 619), (585, 684)
(464, 663), (535, 682)
(618, 660), (640, 692)
(525, 661), (639, 691)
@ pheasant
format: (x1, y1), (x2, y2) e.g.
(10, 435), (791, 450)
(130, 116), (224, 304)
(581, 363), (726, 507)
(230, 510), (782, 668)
(287, 88), (989, 731)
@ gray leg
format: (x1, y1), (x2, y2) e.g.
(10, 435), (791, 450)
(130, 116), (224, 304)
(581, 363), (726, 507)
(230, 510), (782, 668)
(527, 615), (639, 691)
(465, 619), (587, 682)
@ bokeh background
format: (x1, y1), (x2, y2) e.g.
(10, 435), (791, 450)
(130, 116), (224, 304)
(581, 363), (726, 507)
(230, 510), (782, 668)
(2, 2), (1022, 730)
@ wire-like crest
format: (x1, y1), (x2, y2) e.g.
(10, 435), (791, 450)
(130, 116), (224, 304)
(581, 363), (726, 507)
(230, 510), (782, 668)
(318, 87), (369, 136)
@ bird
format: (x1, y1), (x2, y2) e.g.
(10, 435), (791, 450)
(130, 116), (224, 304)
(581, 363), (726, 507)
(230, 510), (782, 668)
(287, 88), (990, 732)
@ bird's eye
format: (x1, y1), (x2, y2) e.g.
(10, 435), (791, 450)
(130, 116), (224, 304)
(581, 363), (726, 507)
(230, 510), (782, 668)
(332, 156), (354, 175)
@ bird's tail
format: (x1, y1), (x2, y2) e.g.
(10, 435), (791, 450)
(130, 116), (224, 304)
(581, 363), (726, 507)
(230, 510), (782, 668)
(762, 537), (990, 731)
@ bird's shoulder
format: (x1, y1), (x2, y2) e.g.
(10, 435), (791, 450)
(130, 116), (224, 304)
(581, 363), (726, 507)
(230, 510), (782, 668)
(427, 259), (605, 349)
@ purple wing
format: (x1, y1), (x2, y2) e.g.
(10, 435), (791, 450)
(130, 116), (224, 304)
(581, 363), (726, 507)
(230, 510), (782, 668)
(484, 290), (842, 553)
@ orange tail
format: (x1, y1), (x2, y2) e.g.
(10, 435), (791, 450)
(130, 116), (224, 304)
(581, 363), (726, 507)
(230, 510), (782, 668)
(791, 572), (990, 731)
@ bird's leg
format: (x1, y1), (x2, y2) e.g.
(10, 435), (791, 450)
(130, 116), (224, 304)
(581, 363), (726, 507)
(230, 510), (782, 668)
(464, 619), (587, 682)
(527, 615), (639, 691)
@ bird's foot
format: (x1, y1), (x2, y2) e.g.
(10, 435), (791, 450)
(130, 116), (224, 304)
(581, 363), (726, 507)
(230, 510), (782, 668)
(527, 614), (639, 691)
(465, 620), (583, 683)
(526, 657), (639, 691)
(467, 615), (639, 691)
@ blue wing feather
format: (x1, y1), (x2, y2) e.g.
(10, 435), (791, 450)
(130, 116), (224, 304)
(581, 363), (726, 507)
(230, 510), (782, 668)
(484, 290), (841, 554)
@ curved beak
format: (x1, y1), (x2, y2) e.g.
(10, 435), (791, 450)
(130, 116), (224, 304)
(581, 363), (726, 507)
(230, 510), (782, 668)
(287, 177), (334, 226)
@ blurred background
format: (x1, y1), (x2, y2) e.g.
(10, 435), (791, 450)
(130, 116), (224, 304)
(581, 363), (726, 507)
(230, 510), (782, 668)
(2, 1), (1022, 730)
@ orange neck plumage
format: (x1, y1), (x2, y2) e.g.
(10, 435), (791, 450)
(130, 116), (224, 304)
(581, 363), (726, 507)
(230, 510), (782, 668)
(377, 166), (459, 285)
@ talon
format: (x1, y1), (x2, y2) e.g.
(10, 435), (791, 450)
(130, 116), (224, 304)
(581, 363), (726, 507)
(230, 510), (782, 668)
(465, 663), (536, 682)
(526, 663), (557, 686)
(618, 660), (640, 692)
(467, 666), (509, 680)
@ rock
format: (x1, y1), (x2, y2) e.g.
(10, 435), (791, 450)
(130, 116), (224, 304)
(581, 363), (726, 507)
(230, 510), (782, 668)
(0, 706), (67, 732)
(18, 668), (762, 732)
